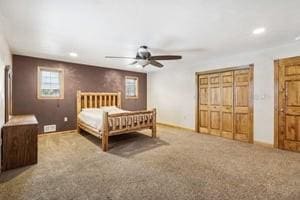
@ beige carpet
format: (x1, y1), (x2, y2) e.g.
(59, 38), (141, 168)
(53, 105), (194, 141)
(0, 125), (299, 200)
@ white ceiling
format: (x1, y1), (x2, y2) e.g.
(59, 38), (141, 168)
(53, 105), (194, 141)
(0, 0), (300, 72)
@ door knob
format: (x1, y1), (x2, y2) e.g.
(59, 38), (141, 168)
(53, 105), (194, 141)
(280, 108), (284, 112)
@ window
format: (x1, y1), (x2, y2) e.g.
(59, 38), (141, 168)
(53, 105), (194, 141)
(37, 67), (64, 99)
(125, 76), (138, 99)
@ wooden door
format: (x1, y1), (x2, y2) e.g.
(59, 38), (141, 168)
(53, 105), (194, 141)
(276, 57), (300, 152)
(221, 71), (234, 139)
(198, 75), (209, 133)
(234, 69), (253, 143)
(208, 73), (222, 136)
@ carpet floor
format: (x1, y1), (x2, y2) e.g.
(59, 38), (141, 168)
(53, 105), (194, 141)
(0, 125), (299, 200)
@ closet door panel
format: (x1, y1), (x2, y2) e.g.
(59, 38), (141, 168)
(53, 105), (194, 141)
(234, 69), (252, 142)
(199, 75), (209, 133)
(222, 87), (233, 106)
(209, 74), (221, 136)
(221, 71), (234, 139)
(222, 112), (233, 131)
(199, 110), (208, 131)
(200, 88), (208, 105)
(210, 87), (221, 105)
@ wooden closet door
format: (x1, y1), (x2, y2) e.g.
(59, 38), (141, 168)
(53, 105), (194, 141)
(277, 57), (300, 152)
(198, 75), (209, 133)
(221, 71), (234, 139)
(234, 69), (253, 143)
(209, 73), (222, 136)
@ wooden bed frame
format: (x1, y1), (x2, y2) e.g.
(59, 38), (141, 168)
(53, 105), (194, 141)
(76, 91), (157, 151)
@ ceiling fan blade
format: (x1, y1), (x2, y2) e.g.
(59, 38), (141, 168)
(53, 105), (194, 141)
(150, 60), (164, 68)
(105, 56), (136, 59)
(129, 60), (138, 65)
(150, 55), (182, 60)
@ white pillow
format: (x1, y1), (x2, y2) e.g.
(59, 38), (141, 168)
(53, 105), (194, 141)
(82, 108), (102, 112)
(100, 106), (119, 112)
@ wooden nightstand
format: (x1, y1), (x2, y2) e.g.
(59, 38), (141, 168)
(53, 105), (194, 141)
(1, 115), (38, 171)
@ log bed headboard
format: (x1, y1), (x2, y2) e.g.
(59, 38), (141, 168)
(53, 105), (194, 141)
(76, 91), (121, 114)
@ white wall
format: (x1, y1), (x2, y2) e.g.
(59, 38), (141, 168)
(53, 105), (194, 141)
(148, 42), (300, 144)
(0, 25), (12, 127)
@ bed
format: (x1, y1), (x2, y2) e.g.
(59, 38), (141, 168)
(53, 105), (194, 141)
(77, 91), (157, 151)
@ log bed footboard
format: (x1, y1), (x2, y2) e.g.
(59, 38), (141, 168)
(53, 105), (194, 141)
(102, 109), (157, 151)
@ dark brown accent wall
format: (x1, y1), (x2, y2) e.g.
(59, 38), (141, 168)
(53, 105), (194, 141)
(12, 55), (147, 133)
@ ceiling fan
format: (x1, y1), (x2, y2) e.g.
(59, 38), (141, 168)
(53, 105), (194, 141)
(105, 46), (182, 68)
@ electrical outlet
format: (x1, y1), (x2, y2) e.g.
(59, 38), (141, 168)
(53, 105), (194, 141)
(44, 125), (56, 133)
(64, 117), (68, 122)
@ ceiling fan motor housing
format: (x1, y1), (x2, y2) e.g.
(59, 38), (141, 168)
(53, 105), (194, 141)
(137, 46), (151, 59)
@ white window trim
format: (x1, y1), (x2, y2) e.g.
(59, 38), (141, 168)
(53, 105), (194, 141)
(125, 76), (139, 99)
(37, 66), (64, 99)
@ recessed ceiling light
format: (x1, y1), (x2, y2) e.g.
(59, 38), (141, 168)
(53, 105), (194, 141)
(295, 36), (300, 41)
(69, 52), (78, 57)
(253, 27), (266, 35)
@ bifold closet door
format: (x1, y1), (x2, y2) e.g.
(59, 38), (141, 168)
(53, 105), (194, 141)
(198, 72), (234, 137)
(197, 66), (253, 143)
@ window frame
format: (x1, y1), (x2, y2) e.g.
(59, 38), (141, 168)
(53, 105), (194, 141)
(37, 66), (64, 99)
(125, 76), (139, 99)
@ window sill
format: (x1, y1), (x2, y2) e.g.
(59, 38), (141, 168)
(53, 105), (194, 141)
(37, 96), (64, 100)
(125, 96), (139, 99)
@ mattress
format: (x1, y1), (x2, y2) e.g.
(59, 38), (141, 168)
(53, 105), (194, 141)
(78, 106), (128, 131)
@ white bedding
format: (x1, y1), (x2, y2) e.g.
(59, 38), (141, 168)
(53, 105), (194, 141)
(78, 106), (128, 131)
